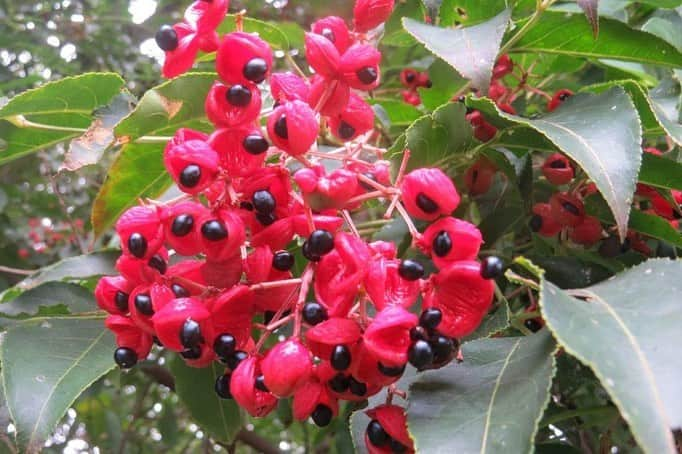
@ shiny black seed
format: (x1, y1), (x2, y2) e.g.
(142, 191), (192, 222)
(226, 350), (248, 370)
(214, 333), (237, 358)
(243, 58), (268, 83)
(255, 375), (269, 392)
(405, 72), (416, 83)
(171, 284), (190, 298)
(432, 231), (452, 257)
(148, 254), (167, 274)
(155, 25), (178, 51)
(201, 220), (228, 241)
(356, 66), (378, 84)
(302, 301), (328, 325)
(410, 325), (428, 341)
(562, 201), (581, 216)
(272, 251), (295, 271)
(549, 159), (567, 169)
(390, 439), (409, 453)
(255, 212), (277, 226)
(179, 164), (201, 188)
(311, 404), (333, 427)
(348, 376), (367, 396)
(419, 308), (442, 330)
(366, 420), (389, 447)
(274, 115), (288, 139)
(430, 335), (454, 363)
(321, 28), (335, 42)
(328, 373), (350, 392)
(127, 233), (147, 258)
(377, 362), (406, 377)
(524, 318), (543, 332)
(215, 374), (233, 399)
(134, 294), (154, 316)
(416, 192), (439, 213)
(307, 230), (334, 256)
(408, 340), (434, 369)
(180, 319), (203, 349)
(301, 241), (322, 262)
(240, 201), (254, 211)
(226, 84), (252, 107)
(481, 256), (504, 280)
(338, 121), (356, 140)
(331, 345), (351, 371)
(398, 259), (424, 281)
(114, 347), (138, 369)
(114, 291), (129, 312)
(252, 190), (276, 214)
(171, 214), (194, 237)
(243, 134), (269, 155)
(181, 345), (202, 359)
(529, 215), (543, 232)
(558, 92), (571, 101)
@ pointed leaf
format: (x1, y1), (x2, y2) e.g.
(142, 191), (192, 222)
(577, 0), (599, 37)
(0, 282), (94, 326)
(649, 79), (682, 146)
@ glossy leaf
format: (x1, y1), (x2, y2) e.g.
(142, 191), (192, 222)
(0, 282), (94, 325)
(540, 259), (682, 453)
(639, 152), (682, 192)
(438, 0), (508, 26)
(648, 79), (682, 146)
(1, 317), (114, 453)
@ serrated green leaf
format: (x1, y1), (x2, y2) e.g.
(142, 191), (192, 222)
(639, 152), (682, 191)
(0, 282), (95, 326)
(648, 79), (682, 146)
(217, 14), (293, 50)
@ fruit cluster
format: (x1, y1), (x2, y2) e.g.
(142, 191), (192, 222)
(95, 0), (498, 449)
(399, 68), (431, 106)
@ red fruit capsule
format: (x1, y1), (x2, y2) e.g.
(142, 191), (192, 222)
(152, 297), (214, 352)
(492, 54), (513, 80)
(292, 377), (339, 422)
(164, 201), (207, 256)
(530, 203), (562, 237)
(230, 356), (278, 417)
(197, 209), (246, 262)
(400, 68), (419, 89)
(116, 247), (169, 286)
(464, 159), (497, 196)
(95, 276), (135, 315)
(549, 192), (585, 227)
(105, 315), (154, 360)
(305, 317), (362, 360)
(415, 72), (431, 89)
(159, 23), (202, 79)
(184, 0), (229, 33)
(570, 216), (602, 246)
(328, 93), (375, 141)
(116, 205), (165, 260)
(364, 405), (415, 454)
(542, 153), (574, 185)
(205, 81), (262, 127)
(311, 16), (352, 54)
(400, 168), (460, 221)
(216, 32), (273, 86)
(244, 246), (297, 313)
(308, 75), (350, 116)
(208, 285), (254, 348)
(364, 258), (420, 311)
(305, 32), (341, 78)
(363, 306), (418, 367)
(401, 90), (421, 106)
(261, 339), (313, 397)
(267, 100), (319, 156)
(163, 129), (219, 195)
(547, 89), (573, 112)
(488, 81), (507, 102)
(294, 166), (360, 211)
(339, 44), (382, 91)
(129, 283), (175, 334)
(417, 217), (483, 269)
(208, 127), (267, 177)
(270, 72), (310, 104)
(353, 0), (395, 33)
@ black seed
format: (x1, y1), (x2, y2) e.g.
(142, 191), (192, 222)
(171, 284), (190, 298)
(114, 347), (138, 369)
(348, 376), (367, 396)
(311, 404), (333, 427)
(252, 190), (276, 214)
(243, 134), (269, 155)
(378, 362), (406, 377)
(338, 121), (356, 140)
(127, 233), (147, 258)
(562, 201), (581, 216)
(529, 214), (543, 232)
(424, 79), (433, 88)
(179, 164), (201, 188)
(226, 84), (252, 107)
(214, 333), (237, 359)
(255, 375), (269, 392)
(480, 256), (504, 280)
(432, 231), (452, 257)
(114, 291), (129, 312)
(180, 319), (203, 349)
(549, 159), (567, 169)
(398, 259), (424, 281)
(390, 439), (409, 453)
(321, 27), (335, 42)
(356, 66), (378, 84)
(255, 212), (277, 226)
(302, 301), (328, 325)
(240, 201), (254, 211)
(148, 254), (167, 274)
(366, 420), (389, 447)
(201, 220), (228, 241)
(134, 294), (154, 316)
(416, 192), (439, 213)
(181, 345), (202, 359)
(243, 57), (268, 83)
(524, 318), (543, 332)
(419, 308), (442, 330)
(430, 334), (454, 363)
(405, 72), (416, 83)
(226, 350), (248, 370)
(272, 251), (295, 271)
(171, 214), (194, 237)
(155, 25), (178, 51)
(274, 115), (288, 139)
(328, 373), (350, 392)
(307, 230), (335, 256)
(410, 325), (428, 341)
(408, 340), (434, 369)
(215, 374), (233, 399)
(558, 92), (571, 101)
(301, 241), (322, 262)
(330, 344), (351, 371)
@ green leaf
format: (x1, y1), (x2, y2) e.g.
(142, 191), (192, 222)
(371, 100), (422, 128)
(648, 79), (682, 146)
(168, 356), (241, 444)
(1, 317), (114, 453)
(216, 14), (293, 50)
(407, 331), (556, 452)
(512, 12), (682, 67)
(469, 87), (642, 240)
(540, 259), (682, 454)
(403, 9), (511, 92)
(463, 299), (510, 342)
(639, 152), (682, 192)
(641, 10), (682, 52)
(0, 282), (94, 326)
(577, 0), (599, 37)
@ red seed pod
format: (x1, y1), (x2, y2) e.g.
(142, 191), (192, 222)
(163, 201), (207, 256)
(311, 16), (352, 54)
(417, 217), (483, 269)
(216, 32), (273, 85)
(488, 80), (507, 102)
(160, 23), (202, 79)
(208, 285), (254, 350)
(116, 247), (169, 286)
(292, 376), (339, 421)
(230, 356), (278, 417)
(492, 54), (513, 80)
(644, 147), (663, 156)
(498, 102), (516, 115)
(238, 166), (293, 224)
(295, 166), (360, 211)
(651, 192), (675, 220)
(339, 44), (382, 90)
(422, 261), (495, 338)
(166, 260), (207, 297)
(542, 153), (574, 185)
(261, 339), (313, 397)
(308, 75), (350, 116)
(328, 93), (375, 142)
(95, 276), (135, 315)
(250, 217), (296, 251)
(291, 213), (345, 239)
(105, 315), (154, 360)
(363, 306), (418, 367)
(129, 283), (174, 334)
(415, 72), (431, 89)
(163, 130), (219, 195)
(245, 246), (297, 313)
(570, 216), (603, 246)
(364, 258), (420, 311)
(350, 342), (402, 387)
(270, 72), (310, 104)
(116, 205), (165, 260)
(267, 100), (319, 156)
(314, 233), (371, 317)
(208, 127), (268, 177)
(547, 89), (573, 112)
(205, 81), (262, 127)
(196, 209), (246, 262)
(464, 158), (497, 196)
(401, 90), (421, 106)
(184, 0), (229, 34)
(473, 121), (498, 142)
(353, 0), (395, 33)
(304, 317), (362, 360)
(549, 192), (585, 227)
(201, 255), (243, 289)
(400, 68), (419, 89)
(305, 32), (341, 78)
(530, 203), (562, 237)
(364, 405), (415, 454)
(400, 168), (460, 221)
(151, 297), (214, 352)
